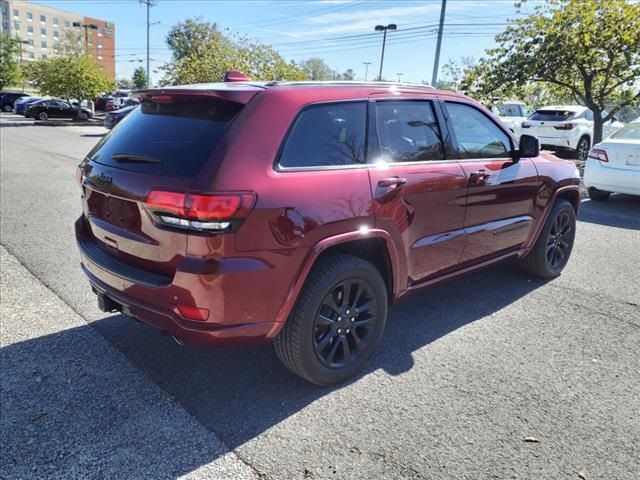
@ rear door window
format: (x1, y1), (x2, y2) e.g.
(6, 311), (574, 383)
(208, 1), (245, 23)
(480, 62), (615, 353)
(530, 110), (576, 122)
(278, 102), (367, 168)
(87, 97), (243, 177)
(445, 102), (512, 159)
(375, 100), (445, 162)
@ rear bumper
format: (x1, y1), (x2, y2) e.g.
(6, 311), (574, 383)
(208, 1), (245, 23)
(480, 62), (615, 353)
(583, 159), (640, 196)
(75, 216), (289, 346)
(83, 266), (277, 346)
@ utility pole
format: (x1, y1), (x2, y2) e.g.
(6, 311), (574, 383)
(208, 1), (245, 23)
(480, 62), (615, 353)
(431, 0), (447, 87)
(396, 72), (404, 82)
(363, 61), (371, 81)
(374, 24), (397, 81)
(139, 0), (157, 87)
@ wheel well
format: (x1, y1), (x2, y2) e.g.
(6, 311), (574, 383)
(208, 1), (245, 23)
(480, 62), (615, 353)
(579, 134), (591, 146)
(556, 189), (580, 213)
(315, 238), (394, 300)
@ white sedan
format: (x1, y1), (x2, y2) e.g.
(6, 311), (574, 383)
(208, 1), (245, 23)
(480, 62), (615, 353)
(583, 120), (640, 201)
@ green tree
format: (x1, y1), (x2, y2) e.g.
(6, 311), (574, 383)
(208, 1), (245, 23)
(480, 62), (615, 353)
(0, 35), (23, 90)
(132, 66), (147, 88)
(166, 18), (228, 61)
(26, 54), (113, 115)
(117, 77), (134, 89)
(299, 57), (333, 80)
(463, 0), (640, 143)
(159, 19), (305, 84)
(340, 68), (355, 81)
(53, 28), (84, 55)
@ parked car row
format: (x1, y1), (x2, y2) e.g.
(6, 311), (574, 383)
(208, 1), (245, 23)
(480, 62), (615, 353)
(496, 103), (626, 161)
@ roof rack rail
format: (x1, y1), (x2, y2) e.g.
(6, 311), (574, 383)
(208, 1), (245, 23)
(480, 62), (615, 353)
(263, 80), (436, 89)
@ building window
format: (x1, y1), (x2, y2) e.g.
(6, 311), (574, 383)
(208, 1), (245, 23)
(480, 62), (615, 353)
(97, 39), (103, 48)
(13, 9), (19, 18)
(40, 27), (46, 36)
(53, 17), (59, 26)
(27, 25), (33, 34)
(14, 21), (19, 30)
(64, 20), (70, 27)
(40, 15), (46, 23)
(97, 26), (102, 36)
(27, 39), (34, 46)
(28, 52), (35, 59)
(27, 12), (32, 21)
(41, 40), (47, 48)
(42, 54), (47, 59)
(97, 55), (103, 60)
(53, 30), (59, 38)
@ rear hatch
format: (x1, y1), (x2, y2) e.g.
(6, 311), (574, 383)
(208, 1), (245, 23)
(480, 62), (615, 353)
(78, 85), (261, 280)
(598, 123), (640, 171)
(524, 109), (578, 141)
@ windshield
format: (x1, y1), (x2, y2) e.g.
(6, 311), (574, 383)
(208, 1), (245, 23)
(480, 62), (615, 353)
(610, 123), (640, 140)
(88, 97), (243, 177)
(530, 110), (577, 121)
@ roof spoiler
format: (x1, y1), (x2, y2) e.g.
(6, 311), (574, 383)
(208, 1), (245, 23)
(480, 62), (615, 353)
(224, 70), (251, 82)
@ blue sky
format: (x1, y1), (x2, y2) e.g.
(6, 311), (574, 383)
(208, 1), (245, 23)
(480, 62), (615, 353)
(31, 0), (544, 84)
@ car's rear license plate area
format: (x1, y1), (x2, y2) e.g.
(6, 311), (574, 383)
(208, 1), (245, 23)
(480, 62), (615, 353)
(86, 190), (141, 230)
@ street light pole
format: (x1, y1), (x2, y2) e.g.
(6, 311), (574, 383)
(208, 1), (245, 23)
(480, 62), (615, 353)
(374, 24), (397, 81)
(397, 72), (404, 82)
(363, 62), (371, 81)
(431, 0), (447, 86)
(139, 0), (157, 88)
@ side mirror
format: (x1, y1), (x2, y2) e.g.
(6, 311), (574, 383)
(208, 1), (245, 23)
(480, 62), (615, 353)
(517, 134), (539, 159)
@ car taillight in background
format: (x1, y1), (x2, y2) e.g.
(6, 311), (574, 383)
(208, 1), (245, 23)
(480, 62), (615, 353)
(143, 190), (256, 232)
(553, 123), (576, 130)
(521, 121), (531, 128)
(588, 148), (609, 162)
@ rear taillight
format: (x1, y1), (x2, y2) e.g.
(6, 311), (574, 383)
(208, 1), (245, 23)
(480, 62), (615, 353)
(143, 190), (256, 232)
(554, 123), (576, 130)
(521, 121), (531, 128)
(588, 148), (609, 162)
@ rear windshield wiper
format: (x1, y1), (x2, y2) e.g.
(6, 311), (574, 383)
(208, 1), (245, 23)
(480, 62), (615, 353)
(112, 153), (162, 164)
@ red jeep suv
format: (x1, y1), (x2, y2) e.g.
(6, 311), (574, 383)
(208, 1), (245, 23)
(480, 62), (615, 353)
(76, 79), (580, 385)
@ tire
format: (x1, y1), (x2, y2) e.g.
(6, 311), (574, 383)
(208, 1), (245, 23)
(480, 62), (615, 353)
(78, 111), (89, 121)
(576, 136), (590, 162)
(274, 254), (388, 385)
(38, 112), (48, 121)
(519, 199), (576, 279)
(588, 187), (610, 201)
(2, 105), (12, 112)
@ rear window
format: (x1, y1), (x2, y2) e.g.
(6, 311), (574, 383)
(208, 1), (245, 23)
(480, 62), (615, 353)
(610, 123), (640, 140)
(87, 97), (243, 177)
(530, 110), (576, 122)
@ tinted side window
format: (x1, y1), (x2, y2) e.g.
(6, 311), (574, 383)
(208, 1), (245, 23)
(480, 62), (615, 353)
(446, 102), (511, 159)
(279, 102), (366, 168)
(376, 101), (444, 162)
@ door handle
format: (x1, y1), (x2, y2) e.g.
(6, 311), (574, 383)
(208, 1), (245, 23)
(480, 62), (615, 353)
(469, 170), (491, 186)
(377, 176), (407, 188)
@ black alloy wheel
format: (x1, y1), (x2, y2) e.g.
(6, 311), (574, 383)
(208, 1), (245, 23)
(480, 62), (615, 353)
(545, 210), (572, 270)
(313, 278), (378, 369)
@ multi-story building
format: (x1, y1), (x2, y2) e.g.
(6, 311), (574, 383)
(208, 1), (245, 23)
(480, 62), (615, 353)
(0, 0), (116, 79)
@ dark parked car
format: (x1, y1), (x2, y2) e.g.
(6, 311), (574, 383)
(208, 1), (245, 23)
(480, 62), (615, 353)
(76, 77), (581, 385)
(27, 99), (92, 121)
(15, 96), (42, 115)
(1, 92), (29, 112)
(104, 105), (137, 129)
(95, 95), (114, 111)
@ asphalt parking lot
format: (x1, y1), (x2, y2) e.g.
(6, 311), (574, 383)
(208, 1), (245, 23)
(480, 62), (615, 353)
(1, 114), (639, 480)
